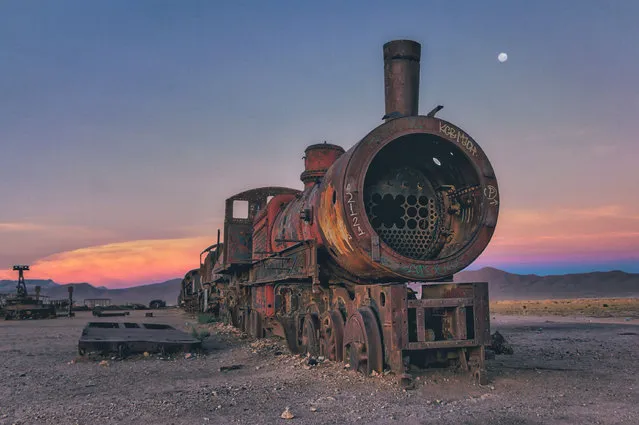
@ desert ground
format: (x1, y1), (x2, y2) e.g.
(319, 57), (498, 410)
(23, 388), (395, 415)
(1, 305), (638, 425)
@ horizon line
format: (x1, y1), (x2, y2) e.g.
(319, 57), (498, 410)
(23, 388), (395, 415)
(2, 266), (638, 288)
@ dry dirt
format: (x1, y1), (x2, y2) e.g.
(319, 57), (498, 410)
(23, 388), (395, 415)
(1, 309), (637, 425)
(490, 298), (639, 318)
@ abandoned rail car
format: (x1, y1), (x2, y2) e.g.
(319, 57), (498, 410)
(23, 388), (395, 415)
(178, 268), (202, 313)
(183, 39), (500, 386)
(2, 265), (57, 320)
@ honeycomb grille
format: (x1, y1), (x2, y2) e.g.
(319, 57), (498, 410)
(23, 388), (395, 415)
(366, 193), (440, 260)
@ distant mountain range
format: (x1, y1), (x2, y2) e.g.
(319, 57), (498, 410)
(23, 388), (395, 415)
(0, 278), (181, 306)
(1, 268), (638, 305)
(455, 267), (639, 300)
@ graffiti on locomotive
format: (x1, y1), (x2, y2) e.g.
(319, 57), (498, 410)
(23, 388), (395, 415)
(345, 183), (366, 237)
(439, 121), (478, 157)
(483, 184), (499, 206)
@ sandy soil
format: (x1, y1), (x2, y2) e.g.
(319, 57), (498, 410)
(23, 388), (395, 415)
(1, 310), (637, 425)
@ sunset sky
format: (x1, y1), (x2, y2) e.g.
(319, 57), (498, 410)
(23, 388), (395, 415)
(1, 0), (638, 287)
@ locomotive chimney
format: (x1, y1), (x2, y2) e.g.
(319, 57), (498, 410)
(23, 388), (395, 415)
(383, 40), (421, 121)
(300, 142), (345, 188)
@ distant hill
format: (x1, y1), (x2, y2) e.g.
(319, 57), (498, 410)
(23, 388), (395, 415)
(455, 267), (639, 300)
(2, 268), (637, 305)
(0, 278), (181, 306)
(0, 279), (58, 292)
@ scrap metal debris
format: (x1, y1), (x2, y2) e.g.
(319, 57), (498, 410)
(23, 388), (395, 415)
(219, 364), (243, 372)
(78, 322), (201, 357)
(490, 331), (514, 355)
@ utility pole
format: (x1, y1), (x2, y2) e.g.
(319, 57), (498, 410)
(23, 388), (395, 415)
(68, 286), (74, 318)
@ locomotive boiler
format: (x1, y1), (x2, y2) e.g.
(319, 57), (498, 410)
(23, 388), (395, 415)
(189, 39), (500, 385)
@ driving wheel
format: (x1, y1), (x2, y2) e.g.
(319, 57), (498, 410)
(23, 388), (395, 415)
(301, 313), (320, 357)
(320, 310), (345, 361)
(343, 306), (383, 375)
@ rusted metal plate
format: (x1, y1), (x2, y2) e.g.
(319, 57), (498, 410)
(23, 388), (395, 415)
(472, 282), (491, 345)
(249, 240), (318, 285)
(225, 223), (253, 264)
(406, 339), (478, 350)
(407, 297), (474, 308)
(78, 322), (201, 355)
(251, 285), (275, 317)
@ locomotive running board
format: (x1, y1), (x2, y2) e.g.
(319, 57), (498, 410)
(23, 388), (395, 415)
(248, 240), (319, 285)
(78, 322), (201, 356)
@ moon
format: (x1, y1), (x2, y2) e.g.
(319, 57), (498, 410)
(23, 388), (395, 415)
(498, 52), (508, 63)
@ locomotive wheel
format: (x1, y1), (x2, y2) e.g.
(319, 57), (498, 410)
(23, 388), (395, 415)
(320, 310), (345, 362)
(343, 307), (383, 375)
(240, 309), (250, 334)
(221, 307), (233, 325)
(301, 313), (320, 357)
(281, 315), (304, 355)
(250, 310), (263, 338)
(230, 306), (241, 328)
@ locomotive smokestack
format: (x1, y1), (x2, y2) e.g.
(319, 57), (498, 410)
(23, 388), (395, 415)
(383, 40), (421, 121)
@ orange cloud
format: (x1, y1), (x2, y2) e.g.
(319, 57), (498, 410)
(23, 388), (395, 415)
(0, 236), (216, 288)
(478, 204), (639, 263)
(1, 203), (636, 286)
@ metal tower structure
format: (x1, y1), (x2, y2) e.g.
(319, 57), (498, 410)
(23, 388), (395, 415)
(12, 265), (30, 298)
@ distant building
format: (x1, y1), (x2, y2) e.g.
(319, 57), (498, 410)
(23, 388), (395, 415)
(83, 298), (111, 308)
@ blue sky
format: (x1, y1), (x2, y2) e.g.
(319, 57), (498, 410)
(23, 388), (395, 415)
(1, 0), (638, 285)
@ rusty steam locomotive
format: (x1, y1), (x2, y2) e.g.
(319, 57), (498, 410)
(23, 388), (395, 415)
(180, 39), (500, 385)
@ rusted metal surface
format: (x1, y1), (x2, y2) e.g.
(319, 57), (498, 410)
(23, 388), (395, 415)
(301, 143), (345, 188)
(319, 310), (344, 362)
(314, 113), (500, 282)
(215, 187), (301, 273)
(179, 39), (499, 385)
(78, 322), (201, 356)
(179, 268), (202, 313)
(343, 306), (384, 374)
(249, 240), (318, 285)
(383, 40), (421, 120)
(252, 193), (297, 261)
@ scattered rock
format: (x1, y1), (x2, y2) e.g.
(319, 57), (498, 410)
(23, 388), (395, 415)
(281, 407), (294, 419)
(490, 331), (514, 355)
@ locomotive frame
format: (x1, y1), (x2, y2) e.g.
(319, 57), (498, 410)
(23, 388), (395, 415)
(196, 188), (490, 385)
